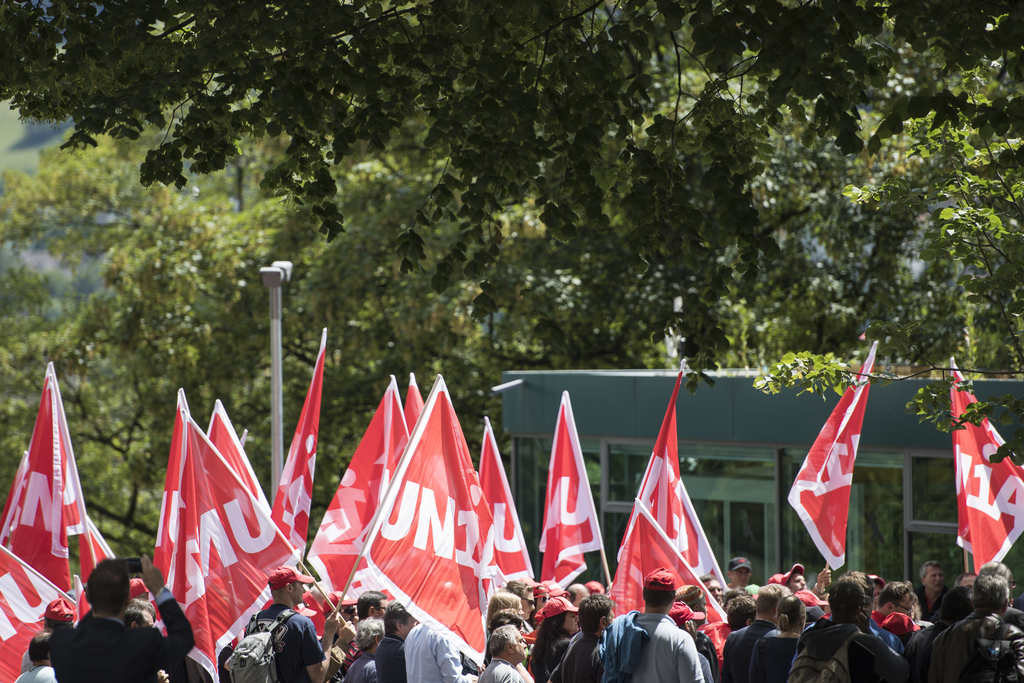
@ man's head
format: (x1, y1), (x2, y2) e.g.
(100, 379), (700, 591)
(356, 617), (384, 653)
(726, 596), (756, 630)
(43, 597), (75, 630)
(641, 568), (677, 612)
(267, 566), (315, 608)
(86, 559), (131, 617)
(876, 581), (915, 618)
(488, 624), (527, 666)
(919, 561), (945, 592)
(566, 583), (590, 606)
(357, 590), (389, 620)
(836, 570), (873, 607)
(755, 584), (790, 623)
(973, 573), (1011, 614)
(954, 572), (977, 588)
(28, 630), (51, 666)
(780, 563), (806, 592)
(675, 585), (708, 625)
(700, 573), (723, 604)
(727, 557), (753, 588)
(383, 601), (418, 639)
(939, 586), (974, 624)
(125, 598), (157, 628)
(578, 594), (615, 636)
(978, 561), (1014, 587)
(828, 581), (872, 629)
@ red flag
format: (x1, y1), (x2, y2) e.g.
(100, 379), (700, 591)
(405, 372), (424, 429)
(74, 574), (90, 621)
(307, 376), (409, 593)
(271, 328), (327, 550)
(0, 545), (74, 682)
(539, 392), (603, 587)
(626, 368), (725, 586)
(951, 360), (1024, 569)
(0, 363), (92, 591)
(788, 342), (877, 568)
(610, 500), (725, 622)
(154, 390), (298, 680)
(77, 516), (114, 583)
(363, 376), (498, 662)
(207, 400), (268, 508)
(479, 417), (534, 581)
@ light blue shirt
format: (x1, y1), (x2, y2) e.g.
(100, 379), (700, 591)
(404, 624), (474, 683)
(630, 613), (705, 683)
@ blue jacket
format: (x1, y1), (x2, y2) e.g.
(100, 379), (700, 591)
(599, 612), (650, 683)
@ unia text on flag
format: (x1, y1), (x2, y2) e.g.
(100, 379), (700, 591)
(406, 372), (424, 428)
(951, 360), (1024, 570)
(154, 390), (299, 680)
(207, 399), (268, 508)
(271, 328), (328, 550)
(610, 500), (726, 622)
(0, 363), (93, 592)
(539, 392), (606, 588)
(626, 364), (726, 586)
(0, 545), (74, 682)
(362, 375), (498, 663)
(787, 342), (878, 568)
(307, 376), (409, 594)
(479, 416), (535, 581)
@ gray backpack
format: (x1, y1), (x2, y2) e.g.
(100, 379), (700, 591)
(227, 608), (296, 683)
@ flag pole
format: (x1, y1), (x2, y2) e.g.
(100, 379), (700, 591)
(599, 546), (612, 588)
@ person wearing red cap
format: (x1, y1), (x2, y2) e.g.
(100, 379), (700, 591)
(603, 568), (704, 683)
(20, 598), (76, 675)
(247, 565), (354, 683)
(49, 556), (195, 683)
(531, 596), (579, 683)
(583, 581), (604, 595)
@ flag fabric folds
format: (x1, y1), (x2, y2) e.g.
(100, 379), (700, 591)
(479, 416), (534, 581)
(405, 372), (424, 429)
(951, 360), (1024, 569)
(610, 500), (725, 621)
(0, 363), (92, 592)
(627, 368), (726, 586)
(362, 376), (498, 662)
(0, 545), (74, 682)
(207, 400), (268, 508)
(271, 328), (327, 550)
(539, 392), (603, 587)
(787, 342), (877, 568)
(78, 516), (114, 583)
(154, 390), (298, 680)
(307, 376), (409, 593)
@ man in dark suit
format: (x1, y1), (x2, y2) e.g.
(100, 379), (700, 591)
(721, 583), (788, 683)
(377, 601), (419, 683)
(50, 555), (194, 683)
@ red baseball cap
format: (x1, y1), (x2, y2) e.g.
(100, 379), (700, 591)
(541, 580), (569, 598)
(669, 601), (705, 627)
(45, 597), (75, 622)
(880, 612), (919, 636)
(535, 596), (577, 623)
(584, 580), (605, 594)
(794, 590), (828, 607)
(868, 574), (886, 589)
(644, 568), (676, 592)
(268, 566), (315, 590)
(129, 578), (149, 599)
(780, 564), (805, 586)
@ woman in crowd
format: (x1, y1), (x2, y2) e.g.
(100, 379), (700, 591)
(529, 596), (578, 683)
(749, 595), (805, 683)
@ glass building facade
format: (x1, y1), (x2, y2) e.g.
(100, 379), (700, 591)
(499, 370), (1024, 586)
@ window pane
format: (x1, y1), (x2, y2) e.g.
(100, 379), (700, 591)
(912, 456), (957, 524)
(608, 442), (654, 502)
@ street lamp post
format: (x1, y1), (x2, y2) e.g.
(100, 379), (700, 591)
(260, 260), (293, 494)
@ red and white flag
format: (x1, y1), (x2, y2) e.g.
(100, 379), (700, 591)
(788, 342), (877, 568)
(78, 516), (115, 583)
(207, 400), (268, 508)
(154, 390), (298, 680)
(0, 363), (92, 592)
(271, 328), (327, 550)
(0, 545), (74, 682)
(479, 417), (534, 581)
(363, 376), (498, 662)
(951, 360), (1024, 569)
(539, 392), (603, 587)
(307, 376), (408, 593)
(610, 500), (725, 620)
(406, 372), (424, 429)
(627, 368), (725, 586)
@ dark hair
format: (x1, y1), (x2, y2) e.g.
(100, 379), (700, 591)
(726, 596), (756, 630)
(973, 574), (1011, 612)
(939, 586), (973, 622)
(43, 617), (73, 632)
(835, 571), (873, 604)
(357, 591), (388, 620)
(28, 630), (51, 663)
(504, 580), (532, 601)
(383, 601), (413, 635)
(829, 581), (871, 612)
(642, 588), (675, 609)
(488, 608), (526, 634)
(86, 559), (130, 615)
(532, 610), (574, 672)
(877, 581), (914, 608)
(578, 594), (615, 634)
(125, 598), (156, 627)
(722, 588), (748, 606)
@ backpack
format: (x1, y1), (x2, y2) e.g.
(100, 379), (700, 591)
(957, 622), (1019, 683)
(788, 631), (865, 683)
(227, 608), (297, 683)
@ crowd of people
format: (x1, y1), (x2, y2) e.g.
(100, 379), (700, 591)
(16, 555), (1024, 683)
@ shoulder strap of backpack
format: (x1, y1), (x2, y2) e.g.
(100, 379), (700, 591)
(246, 608), (297, 637)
